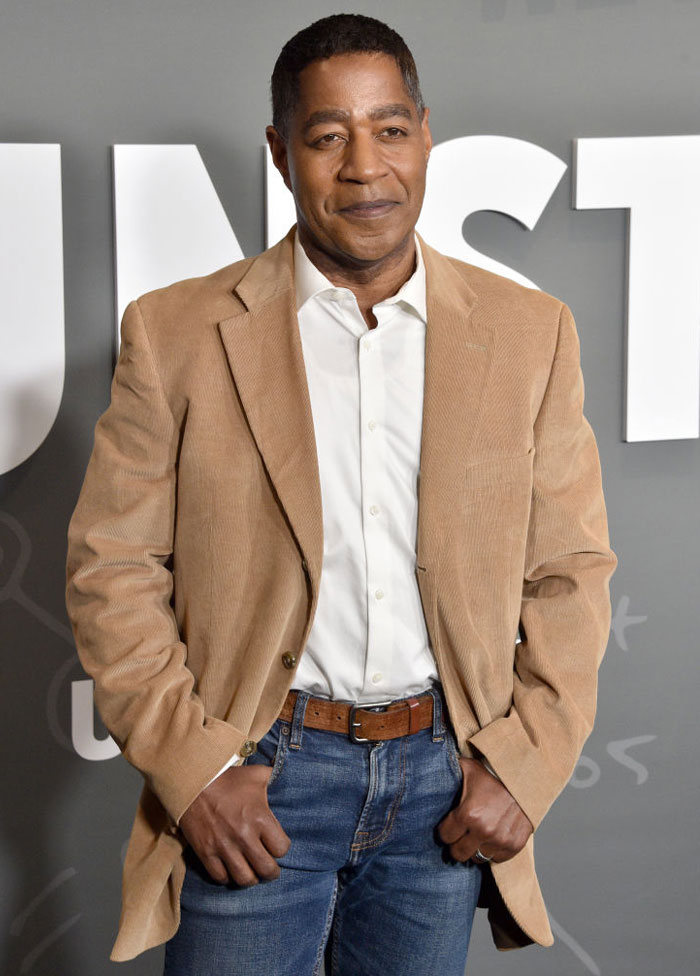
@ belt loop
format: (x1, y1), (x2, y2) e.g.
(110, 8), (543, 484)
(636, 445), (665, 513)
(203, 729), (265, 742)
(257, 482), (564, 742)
(290, 690), (311, 750)
(428, 684), (446, 741)
(405, 697), (422, 735)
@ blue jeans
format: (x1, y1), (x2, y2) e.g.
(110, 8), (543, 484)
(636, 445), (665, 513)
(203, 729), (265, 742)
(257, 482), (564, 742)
(164, 686), (482, 975)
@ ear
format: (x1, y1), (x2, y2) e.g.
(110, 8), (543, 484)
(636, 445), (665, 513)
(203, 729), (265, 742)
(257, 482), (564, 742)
(266, 125), (292, 192)
(420, 107), (433, 161)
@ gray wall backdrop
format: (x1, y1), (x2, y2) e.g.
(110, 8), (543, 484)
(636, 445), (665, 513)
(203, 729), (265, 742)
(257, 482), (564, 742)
(2, 1), (698, 973)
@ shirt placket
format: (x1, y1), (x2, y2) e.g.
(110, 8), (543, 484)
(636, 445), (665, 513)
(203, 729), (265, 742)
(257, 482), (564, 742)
(357, 316), (395, 698)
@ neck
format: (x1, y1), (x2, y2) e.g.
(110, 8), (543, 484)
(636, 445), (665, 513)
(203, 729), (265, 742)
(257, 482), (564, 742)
(298, 229), (417, 329)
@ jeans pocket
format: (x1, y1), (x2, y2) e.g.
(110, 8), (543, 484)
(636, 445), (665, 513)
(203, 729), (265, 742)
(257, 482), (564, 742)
(243, 718), (291, 787)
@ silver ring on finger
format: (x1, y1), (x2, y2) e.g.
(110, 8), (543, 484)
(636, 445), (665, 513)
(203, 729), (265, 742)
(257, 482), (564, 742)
(474, 849), (492, 863)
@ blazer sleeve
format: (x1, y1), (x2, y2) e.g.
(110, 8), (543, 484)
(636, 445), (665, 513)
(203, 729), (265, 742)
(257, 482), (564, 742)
(65, 300), (245, 826)
(468, 302), (617, 831)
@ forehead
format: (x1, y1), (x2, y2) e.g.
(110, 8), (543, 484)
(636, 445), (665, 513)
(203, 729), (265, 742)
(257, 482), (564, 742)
(294, 52), (416, 121)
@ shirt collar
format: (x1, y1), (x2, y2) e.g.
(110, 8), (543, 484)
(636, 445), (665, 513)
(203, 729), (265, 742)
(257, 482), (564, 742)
(293, 230), (427, 323)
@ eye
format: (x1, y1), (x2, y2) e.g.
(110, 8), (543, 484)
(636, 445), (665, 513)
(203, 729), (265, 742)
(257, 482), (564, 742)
(313, 132), (344, 147)
(381, 126), (407, 138)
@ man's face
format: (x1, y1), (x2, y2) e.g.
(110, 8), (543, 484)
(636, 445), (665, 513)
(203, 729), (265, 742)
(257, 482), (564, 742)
(267, 52), (432, 269)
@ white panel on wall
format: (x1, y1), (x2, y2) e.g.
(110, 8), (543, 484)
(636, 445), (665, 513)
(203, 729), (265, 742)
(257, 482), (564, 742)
(113, 145), (245, 333)
(265, 148), (296, 247)
(0, 144), (65, 476)
(417, 135), (567, 289)
(575, 136), (700, 442)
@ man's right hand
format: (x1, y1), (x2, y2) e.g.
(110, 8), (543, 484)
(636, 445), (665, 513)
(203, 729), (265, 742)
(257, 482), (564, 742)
(179, 764), (291, 886)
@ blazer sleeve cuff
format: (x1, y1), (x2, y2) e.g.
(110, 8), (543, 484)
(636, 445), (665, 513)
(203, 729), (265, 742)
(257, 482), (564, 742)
(157, 721), (249, 827)
(467, 718), (565, 832)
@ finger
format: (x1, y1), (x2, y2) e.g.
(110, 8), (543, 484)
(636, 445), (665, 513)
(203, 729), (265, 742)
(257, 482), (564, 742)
(485, 840), (522, 864)
(449, 832), (481, 864)
(237, 830), (285, 882)
(219, 844), (261, 887)
(470, 815), (530, 864)
(221, 800), (289, 884)
(260, 814), (292, 860)
(437, 809), (470, 846)
(240, 845), (282, 882)
(198, 852), (230, 885)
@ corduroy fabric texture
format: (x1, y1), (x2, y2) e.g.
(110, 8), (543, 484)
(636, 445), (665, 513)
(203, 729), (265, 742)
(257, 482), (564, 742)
(65, 228), (616, 961)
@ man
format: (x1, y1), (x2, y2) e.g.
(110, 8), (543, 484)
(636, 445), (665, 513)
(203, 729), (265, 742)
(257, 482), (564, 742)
(66, 13), (616, 975)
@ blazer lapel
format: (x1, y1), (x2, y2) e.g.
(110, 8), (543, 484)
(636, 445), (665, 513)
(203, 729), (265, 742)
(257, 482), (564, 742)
(217, 232), (324, 592)
(216, 232), (494, 590)
(417, 238), (496, 570)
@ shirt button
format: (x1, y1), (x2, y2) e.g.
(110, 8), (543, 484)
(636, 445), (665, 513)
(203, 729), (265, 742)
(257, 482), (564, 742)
(367, 419), (377, 431)
(371, 672), (383, 684)
(374, 588), (384, 600)
(369, 504), (380, 516)
(362, 339), (372, 351)
(281, 652), (297, 669)
(240, 739), (257, 757)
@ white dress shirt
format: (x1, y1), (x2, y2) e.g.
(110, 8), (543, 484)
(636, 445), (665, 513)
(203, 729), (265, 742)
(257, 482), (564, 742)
(207, 233), (446, 784)
(292, 232), (439, 703)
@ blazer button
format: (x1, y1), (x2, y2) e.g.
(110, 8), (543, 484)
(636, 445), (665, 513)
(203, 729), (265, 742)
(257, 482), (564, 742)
(281, 652), (297, 670)
(240, 739), (257, 758)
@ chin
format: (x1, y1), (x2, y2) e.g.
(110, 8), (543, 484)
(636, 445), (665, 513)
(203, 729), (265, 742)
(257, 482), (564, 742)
(337, 232), (409, 265)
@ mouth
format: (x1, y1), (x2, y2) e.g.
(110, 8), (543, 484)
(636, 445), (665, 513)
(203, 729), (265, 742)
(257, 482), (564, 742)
(338, 200), (397, 219)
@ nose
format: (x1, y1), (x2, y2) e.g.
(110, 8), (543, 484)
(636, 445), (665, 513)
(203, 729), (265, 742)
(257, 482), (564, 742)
(337, 133), (387, 184)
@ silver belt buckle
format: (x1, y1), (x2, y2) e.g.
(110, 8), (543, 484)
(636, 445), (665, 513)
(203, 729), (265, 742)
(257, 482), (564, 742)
(348, 699), (394, 743)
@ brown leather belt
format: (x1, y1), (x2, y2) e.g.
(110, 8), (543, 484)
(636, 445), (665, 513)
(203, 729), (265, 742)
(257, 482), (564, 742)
(278, 690), (434, 743)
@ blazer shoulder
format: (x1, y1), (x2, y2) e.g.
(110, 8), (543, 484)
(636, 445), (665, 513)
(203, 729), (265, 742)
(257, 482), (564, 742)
(132, 255), (256, 336)
(446, 254), (565, 318)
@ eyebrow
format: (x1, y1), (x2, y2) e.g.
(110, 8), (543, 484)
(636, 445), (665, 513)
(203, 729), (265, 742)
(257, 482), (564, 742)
(369, 104), (413, 122)
(302, 103), (414, 133)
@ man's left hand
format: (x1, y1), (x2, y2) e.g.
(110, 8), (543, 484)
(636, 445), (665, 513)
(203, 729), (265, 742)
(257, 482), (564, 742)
(437, 758), (533, 864)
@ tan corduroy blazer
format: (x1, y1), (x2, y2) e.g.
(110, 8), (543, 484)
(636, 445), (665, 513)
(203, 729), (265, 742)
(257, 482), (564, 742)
(65, 228), (616, 961)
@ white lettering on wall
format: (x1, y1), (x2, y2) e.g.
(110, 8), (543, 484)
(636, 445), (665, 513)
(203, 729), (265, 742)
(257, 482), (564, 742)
(0, 145), (65, 476)
(4, 136), (700, 474)
(71, 679), (120, 761)
(113, 145), (244, 331)
(575, 136), (700, 442)
(417, 135), (567, 288)
(265, 149), (296, 247)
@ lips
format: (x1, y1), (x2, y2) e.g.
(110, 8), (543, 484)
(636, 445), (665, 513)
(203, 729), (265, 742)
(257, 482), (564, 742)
(339, 200), (397, 218)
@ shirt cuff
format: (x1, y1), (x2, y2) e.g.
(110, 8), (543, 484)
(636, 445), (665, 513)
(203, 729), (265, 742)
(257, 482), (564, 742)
(480, 756), (501, 781)
(203, 752), (242, 791)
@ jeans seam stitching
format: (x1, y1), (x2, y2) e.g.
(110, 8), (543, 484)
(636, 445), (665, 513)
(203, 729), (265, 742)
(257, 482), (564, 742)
(312, 874), (339, 976)
(267, 722), (290, 786)
(445, 732), (463, 779)
(330, 878), (344, 976)
(349, 737), (407, 851)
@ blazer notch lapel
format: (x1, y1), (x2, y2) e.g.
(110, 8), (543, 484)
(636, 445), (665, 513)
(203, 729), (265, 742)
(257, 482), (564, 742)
(217, 245), (323, 589)
(417, 245), (495, 569)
